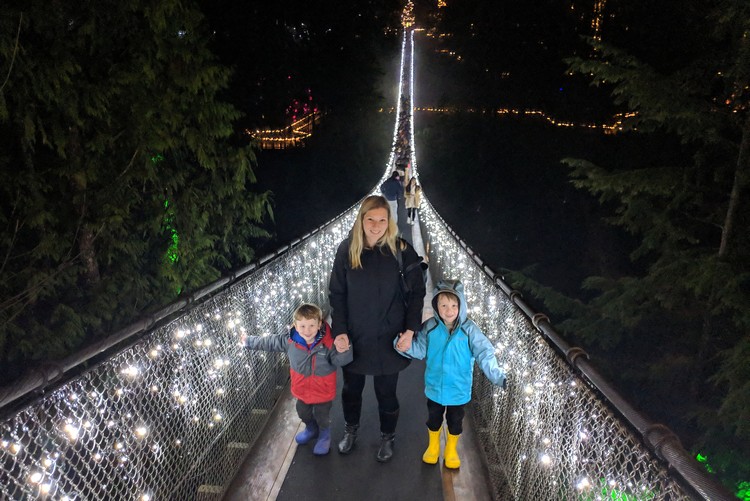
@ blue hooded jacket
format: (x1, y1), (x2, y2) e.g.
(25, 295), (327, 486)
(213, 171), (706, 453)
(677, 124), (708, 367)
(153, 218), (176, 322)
(396, 279), (506, 406)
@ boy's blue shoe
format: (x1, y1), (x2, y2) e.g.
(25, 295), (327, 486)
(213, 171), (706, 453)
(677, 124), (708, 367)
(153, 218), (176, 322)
(313, 428), (331, 455)
(295, 422), (319, 445)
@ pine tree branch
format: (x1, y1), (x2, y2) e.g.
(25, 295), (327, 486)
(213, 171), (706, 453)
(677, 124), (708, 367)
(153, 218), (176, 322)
(0, 13), (22, 93)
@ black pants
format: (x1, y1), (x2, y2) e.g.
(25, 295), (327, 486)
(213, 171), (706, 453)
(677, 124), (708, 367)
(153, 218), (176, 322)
(407, 207), (418, 220)
(296, 399), (332, 428)
(426, 398), (465, 435)
(341, 370), (400, 433)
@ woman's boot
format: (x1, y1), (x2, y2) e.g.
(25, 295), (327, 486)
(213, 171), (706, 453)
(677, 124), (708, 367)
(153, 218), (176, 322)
(444, 433), (461, 469)
(376, 432), (396, 462)
(337, 423), (358, 454)
(422, 427), (441, 464)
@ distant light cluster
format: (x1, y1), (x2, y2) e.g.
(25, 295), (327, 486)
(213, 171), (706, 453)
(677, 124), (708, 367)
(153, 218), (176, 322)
(591, 0), (607, 42)
(401, 1), (415, 28)
(245, 111), (322, 149)
(380, 106), (636, 134)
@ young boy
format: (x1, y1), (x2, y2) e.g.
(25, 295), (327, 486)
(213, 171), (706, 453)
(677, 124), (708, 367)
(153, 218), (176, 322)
(395, 279), (507, 468)
(241, 303), (352, 455)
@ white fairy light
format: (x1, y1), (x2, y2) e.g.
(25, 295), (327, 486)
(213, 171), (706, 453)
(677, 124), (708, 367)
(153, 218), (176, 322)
(576, 477), (591, 491)
(63, 423), (79, 441)
(121, 365), (140, 378)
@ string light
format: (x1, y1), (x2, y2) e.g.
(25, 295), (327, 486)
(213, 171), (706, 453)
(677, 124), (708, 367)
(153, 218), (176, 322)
(245, 111), (321, 149)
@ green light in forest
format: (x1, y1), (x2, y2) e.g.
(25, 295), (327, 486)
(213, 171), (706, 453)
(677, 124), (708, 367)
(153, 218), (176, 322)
(163, 199), (179, 265)
(736, 481), (750, 501)
(696, 452), (715, 473)
(577, 478), (655, 501)
(151, 153), (165, 164)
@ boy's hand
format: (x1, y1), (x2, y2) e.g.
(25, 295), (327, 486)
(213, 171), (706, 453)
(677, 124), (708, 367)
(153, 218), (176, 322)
(334, 333), (350, 352)
(395, 329), (414, 352)
(240, 333), (248, 346)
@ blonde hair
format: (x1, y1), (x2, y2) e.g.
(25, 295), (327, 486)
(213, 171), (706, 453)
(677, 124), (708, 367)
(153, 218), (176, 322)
(293, 303), (323, 322)
(348, 195), (401, 269)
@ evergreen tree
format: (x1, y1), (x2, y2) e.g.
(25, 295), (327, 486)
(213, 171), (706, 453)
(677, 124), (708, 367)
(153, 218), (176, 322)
(510, 0), (750, 490)
(0, 1), (271, 382)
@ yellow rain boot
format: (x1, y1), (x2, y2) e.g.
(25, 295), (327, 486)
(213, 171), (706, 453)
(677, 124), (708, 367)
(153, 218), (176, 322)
(444, 432), (461, 469)
(422, 427), (441, 464)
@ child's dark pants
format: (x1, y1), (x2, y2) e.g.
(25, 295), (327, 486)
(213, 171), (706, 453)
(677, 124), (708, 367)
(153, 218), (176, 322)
(426, 398), (465, 435)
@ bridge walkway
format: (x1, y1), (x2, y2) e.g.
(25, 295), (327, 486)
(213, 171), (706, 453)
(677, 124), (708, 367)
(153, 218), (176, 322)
(225, 206), (495, 501)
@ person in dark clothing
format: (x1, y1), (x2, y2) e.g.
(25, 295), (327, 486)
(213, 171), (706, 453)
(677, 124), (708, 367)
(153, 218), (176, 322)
(329, 195), (426, 462)
(379, 171), (402, 224)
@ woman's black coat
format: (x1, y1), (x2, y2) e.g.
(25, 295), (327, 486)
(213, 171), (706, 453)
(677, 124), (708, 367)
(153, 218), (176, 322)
(329, 237), (426, 375)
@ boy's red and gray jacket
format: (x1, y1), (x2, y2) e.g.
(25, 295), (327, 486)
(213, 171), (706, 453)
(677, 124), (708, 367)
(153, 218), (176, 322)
(244, 321), (352, 404)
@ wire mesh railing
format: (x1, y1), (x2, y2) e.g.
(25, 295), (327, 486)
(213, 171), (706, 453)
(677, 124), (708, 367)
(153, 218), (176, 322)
(0, 213), (360, 500)
(418, 196), (732, 500)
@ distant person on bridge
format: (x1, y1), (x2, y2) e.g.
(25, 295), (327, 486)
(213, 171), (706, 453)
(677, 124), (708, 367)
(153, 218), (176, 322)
(404, 177), (422, 225)
(241, 303), (352, 456)
(380, 171), (402, 224)
(395, 279), (507, 469)
(329, 195), (426, 462)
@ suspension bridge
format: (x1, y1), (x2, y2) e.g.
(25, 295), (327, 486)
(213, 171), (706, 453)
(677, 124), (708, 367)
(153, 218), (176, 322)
(0, 27), (735, 501)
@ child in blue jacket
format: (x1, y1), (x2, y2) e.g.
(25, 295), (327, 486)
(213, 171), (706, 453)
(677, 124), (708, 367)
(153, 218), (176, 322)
(395, 279), (506, 468)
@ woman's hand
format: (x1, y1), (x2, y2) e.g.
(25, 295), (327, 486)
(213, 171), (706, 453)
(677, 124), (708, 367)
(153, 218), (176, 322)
(334, 333), (351, 353)
(395, 329), (414, 352)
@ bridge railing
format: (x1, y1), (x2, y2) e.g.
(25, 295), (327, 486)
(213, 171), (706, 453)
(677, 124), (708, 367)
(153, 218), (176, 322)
(0, 209), (359, 501)
(418, 195), (732, 500)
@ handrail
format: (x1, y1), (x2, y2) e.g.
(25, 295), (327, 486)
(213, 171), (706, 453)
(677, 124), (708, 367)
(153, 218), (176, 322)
(0, 209), (356, 414)
(424, 199), (734, 500)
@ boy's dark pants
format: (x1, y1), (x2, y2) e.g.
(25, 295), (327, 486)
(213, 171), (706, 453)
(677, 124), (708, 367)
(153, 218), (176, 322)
(296, 400), (332, 428)
(426, 398), (465, 435)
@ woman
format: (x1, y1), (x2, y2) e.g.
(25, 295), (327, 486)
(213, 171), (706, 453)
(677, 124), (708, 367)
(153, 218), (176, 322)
(329, 195), (426, 462)
(404, 177), (422, 225)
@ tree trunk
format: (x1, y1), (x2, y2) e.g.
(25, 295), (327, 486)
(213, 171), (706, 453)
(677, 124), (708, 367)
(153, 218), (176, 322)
(718, 115), (750, 258)
(67, 127), (101, 286)
(78, 225), (100, 286)
(691, 115), (750, 398)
